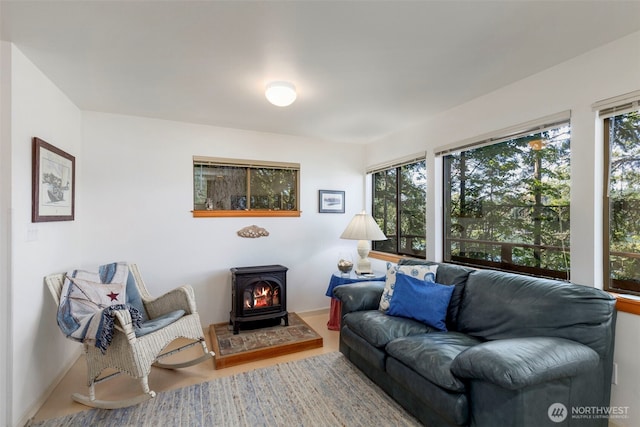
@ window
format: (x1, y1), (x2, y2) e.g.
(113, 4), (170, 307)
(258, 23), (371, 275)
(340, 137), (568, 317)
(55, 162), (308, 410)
(442, 119), (571, 279)
(371, 158), (427, 258)
(193, 157), (300, 217)
(603, 106), (640, 295)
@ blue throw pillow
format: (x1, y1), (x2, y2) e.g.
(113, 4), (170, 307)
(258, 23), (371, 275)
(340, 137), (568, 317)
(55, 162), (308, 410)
(386, 272), (454, 331)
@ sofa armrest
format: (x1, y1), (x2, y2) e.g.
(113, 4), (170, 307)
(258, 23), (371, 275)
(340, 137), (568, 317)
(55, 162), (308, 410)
(451, 337), (600, 390)
(333, 281), (385, 315)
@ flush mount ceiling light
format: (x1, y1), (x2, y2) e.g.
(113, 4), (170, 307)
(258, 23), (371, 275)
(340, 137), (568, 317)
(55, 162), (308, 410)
(265, 81), (297, 107)
(528, 138), (546, 151)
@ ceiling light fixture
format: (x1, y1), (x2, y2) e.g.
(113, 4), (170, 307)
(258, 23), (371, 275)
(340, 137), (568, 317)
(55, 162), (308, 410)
(265, 81), (297, 107)
(528, 138), (546, 151)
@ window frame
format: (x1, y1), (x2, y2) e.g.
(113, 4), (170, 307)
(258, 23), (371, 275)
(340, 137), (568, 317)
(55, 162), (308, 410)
(602, 106), (640, 296)
(192, 156), (301, 218)
(370, 157), (427, 258)
(441, 116), (571, 279)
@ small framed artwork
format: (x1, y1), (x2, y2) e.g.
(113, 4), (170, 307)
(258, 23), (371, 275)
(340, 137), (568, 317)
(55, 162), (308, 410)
(319, 190), (345, 213)
(32, 137), (76, 222)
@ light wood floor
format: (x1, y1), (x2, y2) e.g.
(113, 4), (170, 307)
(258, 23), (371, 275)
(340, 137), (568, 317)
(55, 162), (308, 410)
(33, 310), (339, 423)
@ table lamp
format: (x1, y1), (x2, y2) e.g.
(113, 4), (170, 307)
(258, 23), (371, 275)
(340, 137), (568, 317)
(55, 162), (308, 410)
(340, 211), (387, 274)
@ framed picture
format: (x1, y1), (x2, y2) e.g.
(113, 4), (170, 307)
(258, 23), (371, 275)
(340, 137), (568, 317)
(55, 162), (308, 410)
(319, 190), (345, 213)
(32, 137), (75, 222)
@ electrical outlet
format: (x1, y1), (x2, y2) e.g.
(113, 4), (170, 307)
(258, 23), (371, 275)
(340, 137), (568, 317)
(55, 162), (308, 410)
(612, 362), (618, 385)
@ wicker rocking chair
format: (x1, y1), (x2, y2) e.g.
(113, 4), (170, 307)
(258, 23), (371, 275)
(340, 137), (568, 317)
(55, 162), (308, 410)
(45, 263), (214, 409)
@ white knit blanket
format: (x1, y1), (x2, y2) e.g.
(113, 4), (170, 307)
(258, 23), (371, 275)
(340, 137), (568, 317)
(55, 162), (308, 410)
(56, 262), (141, 353)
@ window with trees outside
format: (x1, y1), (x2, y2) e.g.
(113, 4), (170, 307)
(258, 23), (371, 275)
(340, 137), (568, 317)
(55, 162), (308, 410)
(443, 119), (571, 279)
(193, 156), (300, 217)
(371, 158), (427, 258)
(604, 105), (640, 296)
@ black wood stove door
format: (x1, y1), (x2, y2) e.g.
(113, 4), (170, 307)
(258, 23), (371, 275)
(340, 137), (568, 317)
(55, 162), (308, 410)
(230, 265), (288, 334)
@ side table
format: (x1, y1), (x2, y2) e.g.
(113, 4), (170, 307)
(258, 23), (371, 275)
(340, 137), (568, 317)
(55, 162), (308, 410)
(325, 271), (385, 331)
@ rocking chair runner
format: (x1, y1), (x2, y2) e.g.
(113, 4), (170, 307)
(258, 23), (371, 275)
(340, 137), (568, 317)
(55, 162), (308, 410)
(45, 263), (214, 409)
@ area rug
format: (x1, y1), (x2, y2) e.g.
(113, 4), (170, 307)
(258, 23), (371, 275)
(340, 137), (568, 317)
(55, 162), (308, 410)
(209, 312), (323, 369)
(29, 352), (421, 427)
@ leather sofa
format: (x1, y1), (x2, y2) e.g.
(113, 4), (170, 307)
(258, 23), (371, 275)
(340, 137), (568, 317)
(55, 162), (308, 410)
(333, 260), (617, 427)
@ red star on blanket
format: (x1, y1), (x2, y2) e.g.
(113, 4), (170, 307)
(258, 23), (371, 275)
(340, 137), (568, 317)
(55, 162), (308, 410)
(106, 291), (120, 302)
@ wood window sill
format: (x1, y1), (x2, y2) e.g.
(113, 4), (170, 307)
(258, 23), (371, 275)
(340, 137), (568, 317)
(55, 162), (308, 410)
(369, 251), (424, 264)
(192, 210), (301, 218)
(609, 293), (640, 316)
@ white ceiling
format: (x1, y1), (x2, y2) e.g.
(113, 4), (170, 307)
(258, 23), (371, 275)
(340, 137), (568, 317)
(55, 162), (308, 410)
(2, 1), (640, 144)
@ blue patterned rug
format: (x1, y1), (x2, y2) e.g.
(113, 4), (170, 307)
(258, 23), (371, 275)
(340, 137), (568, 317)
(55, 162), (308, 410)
(30, 352), (421, 426)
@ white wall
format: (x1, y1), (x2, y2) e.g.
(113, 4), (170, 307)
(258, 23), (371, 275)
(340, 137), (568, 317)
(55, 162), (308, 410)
(9, 45), (84, 426)
(366, 31), (640, 426)
(1, 40), (14, 427)
(80, 112), (366, 327)
(611, 312), (640, 427)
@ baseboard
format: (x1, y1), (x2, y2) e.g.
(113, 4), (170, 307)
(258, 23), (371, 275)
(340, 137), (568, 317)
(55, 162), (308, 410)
(19, 347), (82, 427)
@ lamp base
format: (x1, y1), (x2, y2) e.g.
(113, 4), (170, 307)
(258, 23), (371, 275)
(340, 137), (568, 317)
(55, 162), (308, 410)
(355, 240), (373, 274)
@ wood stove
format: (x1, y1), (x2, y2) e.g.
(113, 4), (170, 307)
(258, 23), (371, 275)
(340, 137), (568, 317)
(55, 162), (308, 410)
(230, 265), (288, 334)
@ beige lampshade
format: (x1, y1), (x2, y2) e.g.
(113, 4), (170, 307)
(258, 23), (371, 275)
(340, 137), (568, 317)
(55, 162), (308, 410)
(340, 211), (387, 241)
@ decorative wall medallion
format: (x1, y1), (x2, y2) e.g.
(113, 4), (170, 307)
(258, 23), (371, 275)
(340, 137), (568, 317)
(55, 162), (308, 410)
(237, 225), (270, 238)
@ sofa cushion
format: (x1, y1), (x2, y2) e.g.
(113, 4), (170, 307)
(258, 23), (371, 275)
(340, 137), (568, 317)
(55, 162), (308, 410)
(386, 332), (482, 392)
(343, 310), (434, 348)
(386, 273), (454, 331)
(456, 269), (617, 357)
(378, 263), (438, 312)
(397, 260), (473, 331)
(451, 337), (600, 390)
